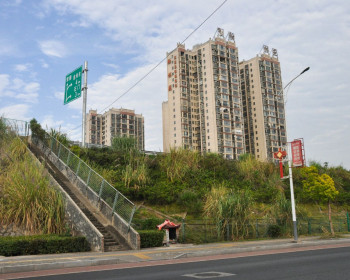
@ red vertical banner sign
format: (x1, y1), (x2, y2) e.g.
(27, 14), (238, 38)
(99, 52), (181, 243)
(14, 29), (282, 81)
(291, 139), (304, 167)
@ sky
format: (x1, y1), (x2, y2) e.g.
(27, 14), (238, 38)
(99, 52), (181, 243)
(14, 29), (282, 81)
(0, 0), (349, 169)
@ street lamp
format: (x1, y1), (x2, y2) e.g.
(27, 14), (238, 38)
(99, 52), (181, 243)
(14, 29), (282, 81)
(283, 66), (310, 242)
(284, 67), (310, 90)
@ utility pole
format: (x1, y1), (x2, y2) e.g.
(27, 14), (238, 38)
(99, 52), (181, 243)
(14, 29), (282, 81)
(82, 61), (88, 148)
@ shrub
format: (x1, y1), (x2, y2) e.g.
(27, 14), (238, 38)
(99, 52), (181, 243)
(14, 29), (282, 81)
(0, 235), (90, 256)
(134, 218), (163, 230)
(177, 190), (203, 214)
(29, 118), (46, 141)
(267, 224), (282, 238)
(139, 230), (164, 248)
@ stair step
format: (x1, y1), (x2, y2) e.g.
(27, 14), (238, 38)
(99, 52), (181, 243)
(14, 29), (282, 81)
(104, 245), (124, 252)
(29, 144), (127, 253)
(104, 241), (116, 245)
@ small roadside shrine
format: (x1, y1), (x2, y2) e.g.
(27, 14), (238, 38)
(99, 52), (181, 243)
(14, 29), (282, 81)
(157, 220), (181, 246)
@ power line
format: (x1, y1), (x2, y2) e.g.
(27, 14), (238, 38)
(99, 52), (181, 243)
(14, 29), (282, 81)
(67, 0), (229, 137)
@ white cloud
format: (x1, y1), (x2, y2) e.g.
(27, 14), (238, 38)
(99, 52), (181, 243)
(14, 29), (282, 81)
(38, 40), (67, 57)
(39, 59), (49, 68)
(0, 104), (30, 120)
(14, 63), (32, 72)
(0, 74), (39, 103)
(0, 74), (11, 97)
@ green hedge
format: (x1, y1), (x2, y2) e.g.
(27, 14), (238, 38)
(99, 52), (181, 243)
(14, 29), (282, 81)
(133, 218), (163, 230)
(139, 230), (164, 248)
(0, 235), (90, 257)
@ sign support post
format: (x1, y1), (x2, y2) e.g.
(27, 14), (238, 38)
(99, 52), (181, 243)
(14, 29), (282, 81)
(82, 61), (88, 148)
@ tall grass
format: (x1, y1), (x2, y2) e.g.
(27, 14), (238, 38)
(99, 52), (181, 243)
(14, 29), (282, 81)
(160, 148), (200, 182)
(0, 134), (66, 234)
(204, 184), (254, 240)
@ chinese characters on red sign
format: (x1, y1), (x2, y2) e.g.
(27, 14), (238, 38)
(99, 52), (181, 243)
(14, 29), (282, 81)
(291, 139), (304, 167)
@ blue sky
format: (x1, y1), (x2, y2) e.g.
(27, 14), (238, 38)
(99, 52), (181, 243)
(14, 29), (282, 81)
(0, 0), (349, 169)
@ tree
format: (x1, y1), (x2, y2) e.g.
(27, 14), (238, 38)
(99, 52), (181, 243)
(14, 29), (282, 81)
(302, 166), (338, 236)
(29, 118), (46, 141)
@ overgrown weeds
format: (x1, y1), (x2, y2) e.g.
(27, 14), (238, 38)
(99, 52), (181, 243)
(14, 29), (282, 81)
(203, 183), (254, 240)
(0, 131), (65, 234)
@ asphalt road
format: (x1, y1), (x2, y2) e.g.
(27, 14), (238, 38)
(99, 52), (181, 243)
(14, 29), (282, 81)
(15, 246), (350, 280)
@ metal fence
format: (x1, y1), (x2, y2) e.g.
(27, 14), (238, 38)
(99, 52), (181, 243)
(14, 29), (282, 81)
(44, 135), (136, 226)
(2, 117), (136, 227)
(2, 117), (30, 137)
(180, 214), (350, 244)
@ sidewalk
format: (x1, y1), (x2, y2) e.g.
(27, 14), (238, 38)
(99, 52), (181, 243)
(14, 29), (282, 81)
(1, 235), (350, 275)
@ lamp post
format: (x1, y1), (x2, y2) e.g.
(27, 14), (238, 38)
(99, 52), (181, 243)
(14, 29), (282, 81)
(283, 66), (310, 242)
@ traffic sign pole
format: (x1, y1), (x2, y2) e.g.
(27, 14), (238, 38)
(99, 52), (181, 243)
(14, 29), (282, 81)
(82, 61), (88, 148)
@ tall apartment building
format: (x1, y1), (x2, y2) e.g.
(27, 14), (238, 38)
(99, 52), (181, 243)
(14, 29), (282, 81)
(85, 108), (144, 150)
(162, 28), (245, 159)
(239, 46), (287, 161)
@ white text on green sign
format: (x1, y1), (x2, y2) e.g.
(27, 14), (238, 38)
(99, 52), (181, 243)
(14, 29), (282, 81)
(64, 66), (82, 105)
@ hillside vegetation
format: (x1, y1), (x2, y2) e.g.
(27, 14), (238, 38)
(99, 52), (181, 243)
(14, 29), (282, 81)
(70, 143), (350, 209)
(0, 119), (66, 234)
(29, 119), (350, 239)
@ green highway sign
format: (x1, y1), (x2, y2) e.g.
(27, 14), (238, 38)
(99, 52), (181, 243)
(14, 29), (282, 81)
(64, 65), (82, 105)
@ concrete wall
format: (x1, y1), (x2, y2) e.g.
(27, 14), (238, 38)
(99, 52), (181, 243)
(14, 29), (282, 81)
(30, 137), (140, 250)
(0, 224), (27, 237)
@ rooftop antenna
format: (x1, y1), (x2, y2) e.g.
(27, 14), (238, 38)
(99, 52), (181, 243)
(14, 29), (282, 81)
(213, 27), (225, 39)
(226, 31), (235, 42)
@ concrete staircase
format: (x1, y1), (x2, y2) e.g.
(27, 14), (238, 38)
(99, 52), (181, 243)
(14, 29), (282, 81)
(28, 143), (128, 252)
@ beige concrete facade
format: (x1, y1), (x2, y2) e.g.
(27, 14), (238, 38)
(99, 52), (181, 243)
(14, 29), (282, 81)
(163, 30), (245, 159)
(85, 108), (144, 150)
(239, 48), (287, 161)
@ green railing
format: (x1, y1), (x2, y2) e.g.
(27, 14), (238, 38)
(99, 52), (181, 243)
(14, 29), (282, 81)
(2, 117), (30, 137)
(2, 117), (136, 228)
(180, 215), (350, 244)
(38, 135), (136, 227)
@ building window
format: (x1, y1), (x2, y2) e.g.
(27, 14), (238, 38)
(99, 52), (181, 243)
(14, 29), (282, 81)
(256, 137), (258, 140)
(174, 134), (176, 137)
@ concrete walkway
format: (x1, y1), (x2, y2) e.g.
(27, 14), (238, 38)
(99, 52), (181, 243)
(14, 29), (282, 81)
(1, 235), (350, 277)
